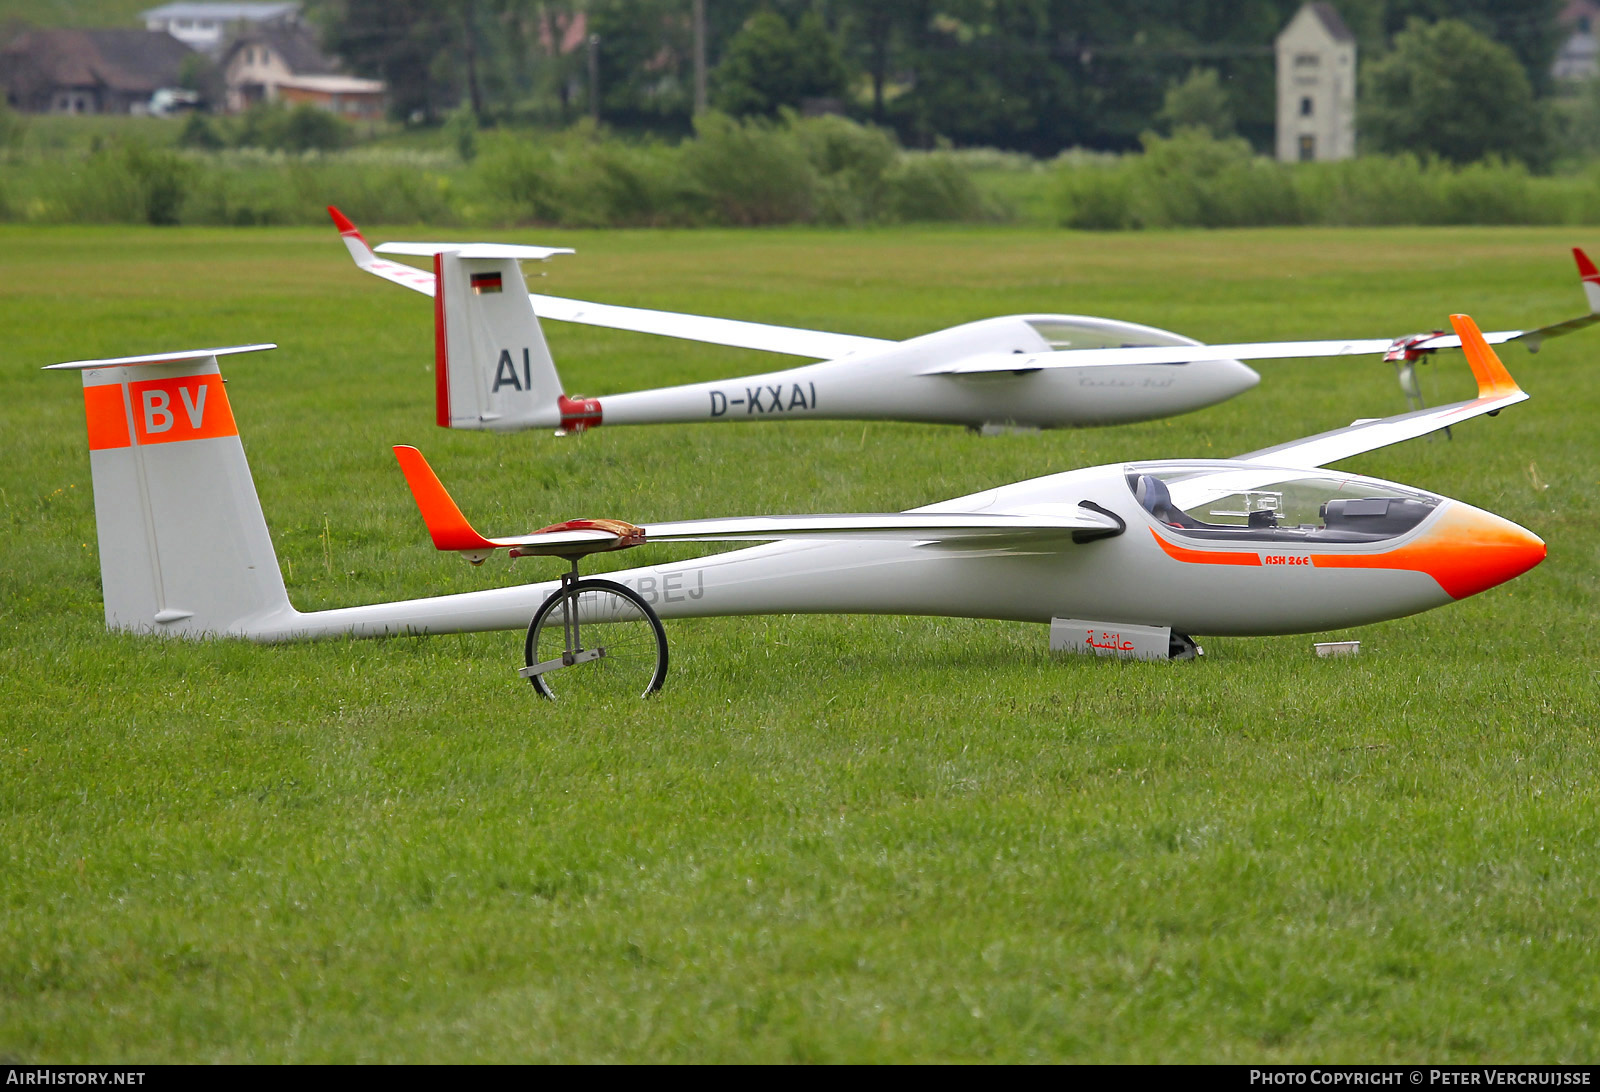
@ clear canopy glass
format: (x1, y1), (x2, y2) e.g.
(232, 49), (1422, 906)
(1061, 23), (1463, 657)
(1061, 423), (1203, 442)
(1126, 462), (1441, 545)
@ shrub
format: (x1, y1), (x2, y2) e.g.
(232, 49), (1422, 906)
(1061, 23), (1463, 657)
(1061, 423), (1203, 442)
(794, 114), (898, 223)
(681, 112), (816, 225)
(1055, 160), (1136, 230)
(885, 152), (988, 222)
(177, 112), (225, 151)
(234, 102), (351, 153)
(61, 142), (193, 225)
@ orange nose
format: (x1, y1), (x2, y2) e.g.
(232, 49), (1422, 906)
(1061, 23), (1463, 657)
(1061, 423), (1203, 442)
(1310, 503), (1545, 600)
(1400, 504), (1546, 600)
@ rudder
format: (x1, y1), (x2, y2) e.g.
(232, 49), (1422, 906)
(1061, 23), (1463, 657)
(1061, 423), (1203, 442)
(48, 345), (296, 637)
(435, 252), (565, 431)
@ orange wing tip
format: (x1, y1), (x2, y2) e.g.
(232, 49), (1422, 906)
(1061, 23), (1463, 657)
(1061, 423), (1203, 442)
(1449, 314), (1521, 400)
(392, 445), (497, 553)
(1576, 247), (1600, 281)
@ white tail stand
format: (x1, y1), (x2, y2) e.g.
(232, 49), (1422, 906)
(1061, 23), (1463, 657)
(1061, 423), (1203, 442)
(1050, 618), (1200, 662)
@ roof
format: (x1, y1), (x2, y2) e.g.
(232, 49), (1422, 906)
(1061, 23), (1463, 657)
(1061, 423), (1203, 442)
(221, 21), (337, 75)
(0, 29), (195, 95)
(142, 3), (298, 21)
(1307, 3), (1354, 44)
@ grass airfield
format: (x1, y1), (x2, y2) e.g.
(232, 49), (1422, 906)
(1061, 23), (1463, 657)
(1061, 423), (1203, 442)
(1, 223), (1598, 1062)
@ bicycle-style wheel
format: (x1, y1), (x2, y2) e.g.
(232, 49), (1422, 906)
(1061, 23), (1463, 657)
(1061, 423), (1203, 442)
(522, 578), (668, 701)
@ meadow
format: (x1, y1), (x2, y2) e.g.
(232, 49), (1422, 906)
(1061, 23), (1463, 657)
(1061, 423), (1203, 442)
(1, 222), (1597, 1062)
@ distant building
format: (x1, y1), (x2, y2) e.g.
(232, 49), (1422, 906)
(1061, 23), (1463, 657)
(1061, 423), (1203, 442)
(1553, 1), (1600, 82)
(220, 21), (383, 117)
(1275, 3), (1356, 163)
(0, 28), (195, 114)
(141, 2), (300, 57)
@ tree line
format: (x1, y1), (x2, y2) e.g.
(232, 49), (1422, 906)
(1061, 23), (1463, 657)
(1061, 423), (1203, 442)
(311, 1), (1568, 164)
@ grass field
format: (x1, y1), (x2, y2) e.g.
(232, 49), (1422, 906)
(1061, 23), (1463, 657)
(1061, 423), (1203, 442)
(2, 223), (1598, 1062)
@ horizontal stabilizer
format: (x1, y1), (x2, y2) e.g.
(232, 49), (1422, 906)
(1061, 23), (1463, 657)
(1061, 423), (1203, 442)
(377, 241), (575, 261)
(44, 344), (276, 371)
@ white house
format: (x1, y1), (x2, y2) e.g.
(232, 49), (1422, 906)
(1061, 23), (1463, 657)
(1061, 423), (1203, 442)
(141, 2), (300, 57)
(1275, 3), (1356, 163)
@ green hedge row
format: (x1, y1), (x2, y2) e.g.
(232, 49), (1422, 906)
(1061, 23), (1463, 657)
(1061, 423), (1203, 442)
(0, 114), (993, 228)
(7, 118), (1600, 230)
(1055, 129), (1600, 229)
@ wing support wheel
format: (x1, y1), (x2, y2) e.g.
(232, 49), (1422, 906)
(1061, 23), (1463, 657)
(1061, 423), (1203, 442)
(520, 560), (668, 700)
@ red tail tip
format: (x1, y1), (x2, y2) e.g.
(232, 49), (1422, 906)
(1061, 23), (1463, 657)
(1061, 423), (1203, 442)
(327, 206), (364, 241)
(1574, 247), (1599, 281)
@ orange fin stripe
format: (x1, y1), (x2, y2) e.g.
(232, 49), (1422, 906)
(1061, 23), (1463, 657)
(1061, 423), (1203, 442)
(1449, 314), (1520, 400)
(125, 375), (235, 446)
(392, 445), (496, 552)
(84, 384), (131, 451)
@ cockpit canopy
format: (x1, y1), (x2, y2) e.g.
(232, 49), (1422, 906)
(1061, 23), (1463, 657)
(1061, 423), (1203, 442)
(1127, 462), (1441, 545)
(1026, 317), (1202, 353)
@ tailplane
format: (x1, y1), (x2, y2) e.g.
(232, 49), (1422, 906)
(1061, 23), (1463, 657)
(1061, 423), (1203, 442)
(46, 345), (295, 637)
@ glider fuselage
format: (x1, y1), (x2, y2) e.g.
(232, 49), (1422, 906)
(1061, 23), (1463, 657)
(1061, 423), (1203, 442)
(230, 460), (1539, 643)
(555, 315), (1263, 432)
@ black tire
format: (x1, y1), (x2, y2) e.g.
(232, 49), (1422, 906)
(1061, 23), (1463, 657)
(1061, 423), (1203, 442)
(524, 578), (668, 701)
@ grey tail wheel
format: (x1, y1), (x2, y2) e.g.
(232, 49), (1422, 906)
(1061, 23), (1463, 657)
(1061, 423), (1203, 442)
(524, 578), (668, 701)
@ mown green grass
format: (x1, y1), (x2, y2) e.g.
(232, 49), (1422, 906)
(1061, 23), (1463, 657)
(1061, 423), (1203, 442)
(1, 224), (1598, 1062)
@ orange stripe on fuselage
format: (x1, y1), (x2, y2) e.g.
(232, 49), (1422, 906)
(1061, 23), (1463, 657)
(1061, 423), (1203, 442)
(83, 383), (131, 450)
(1309, 505), (1544, 600)
(1150, 504), (1544, 601)
(1148, 528), (1260, 566)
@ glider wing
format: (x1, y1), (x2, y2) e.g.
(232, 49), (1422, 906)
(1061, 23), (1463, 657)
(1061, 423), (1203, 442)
(393, 445), (1122, 562)
(1233, 314), (1527, 471)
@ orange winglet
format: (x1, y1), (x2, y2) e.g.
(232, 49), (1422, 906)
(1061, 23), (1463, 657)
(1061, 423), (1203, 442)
(392, 445), (497, 552)
(1449, 314), (1521, 400)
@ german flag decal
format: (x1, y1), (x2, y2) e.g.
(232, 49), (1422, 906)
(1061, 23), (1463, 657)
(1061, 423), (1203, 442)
(470, 272), (503, 294)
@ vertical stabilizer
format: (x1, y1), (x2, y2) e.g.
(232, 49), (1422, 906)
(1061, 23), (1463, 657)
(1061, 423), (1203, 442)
(47, 345), (296, 637)
(1575, 247), (1600, 312)
(435, 251), (564, 431)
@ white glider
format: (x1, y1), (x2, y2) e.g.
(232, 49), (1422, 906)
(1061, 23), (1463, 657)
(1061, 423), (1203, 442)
(329, 206), (1598, 435)
(51, 313), (1544, 693)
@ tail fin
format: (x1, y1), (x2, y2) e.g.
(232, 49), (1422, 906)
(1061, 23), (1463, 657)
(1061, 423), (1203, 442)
(1575, 247), (1600, 312)
(434, 250), (568, 432)
(46, 345), (296, 636)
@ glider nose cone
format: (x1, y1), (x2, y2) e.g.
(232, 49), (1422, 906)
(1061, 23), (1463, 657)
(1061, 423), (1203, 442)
(1427, 504), (1546, 600)
(1461, 509), (1546, 597)
(1225, 358), (1261, 396)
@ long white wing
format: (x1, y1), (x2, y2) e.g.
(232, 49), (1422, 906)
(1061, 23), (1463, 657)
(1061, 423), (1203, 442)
(499, 510), (1123, 556)
(331, 207), (889, 361)
(391, 445), (1121, 560)
(1234, 314), (1527, 471)
(523, 293), (888, 359)
(921, 330), (1531, 374)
